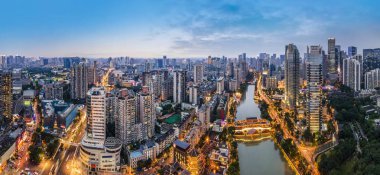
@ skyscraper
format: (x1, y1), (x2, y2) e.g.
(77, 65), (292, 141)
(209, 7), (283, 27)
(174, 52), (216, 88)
(189, 85), (199, 105)
(328, 38), (337, 79)
(193, 64), (204, 84)
(0, 71), (12, 119)
(217, 77), (224, 94)
(161, 72), (173, 101)
(284, 44), (300, 109)
(352, 54), (364, 84)
(139, 92), (156, 139)
(173, 70), (186, 103)
(70, 62), (88, 100)
(348, 46), (357, 57)
(365, 68), (380, 89)
(363, 48), (380, 75)
(163, 55), (167, 67)
(115, 91), (138, 144)
(338, 50), (347, 81)
(343, 58), (361, 91)
(306, 45), (323, 133)
(88, 61), (97, 86)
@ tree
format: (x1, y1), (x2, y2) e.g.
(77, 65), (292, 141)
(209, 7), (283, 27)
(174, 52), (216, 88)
(227, 161), (240, 175)
(303, 128), (313, 142)
(46, 139), (60, 157)
(28, 145), (43, 165)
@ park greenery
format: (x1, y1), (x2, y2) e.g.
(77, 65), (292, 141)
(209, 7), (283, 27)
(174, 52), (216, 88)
(317, 83), (380, 175)
(258, 100), (271, 121)
(161, 104), (174, 115)
(29, 128), (60, 164)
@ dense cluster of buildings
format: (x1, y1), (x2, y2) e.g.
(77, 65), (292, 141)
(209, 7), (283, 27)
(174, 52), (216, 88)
(0, 37), (379, 174)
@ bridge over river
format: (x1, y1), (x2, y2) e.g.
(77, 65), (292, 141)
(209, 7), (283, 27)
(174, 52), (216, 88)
(234, 117), (273, 137)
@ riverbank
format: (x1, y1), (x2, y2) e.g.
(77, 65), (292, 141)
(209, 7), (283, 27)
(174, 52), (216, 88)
(230, 84), (293, 175)
(225, 87), (240, 175)
(257, 94), (311, 175)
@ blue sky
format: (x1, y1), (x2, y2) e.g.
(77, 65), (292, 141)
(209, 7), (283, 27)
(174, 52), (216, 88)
(0, 0), (379, 58)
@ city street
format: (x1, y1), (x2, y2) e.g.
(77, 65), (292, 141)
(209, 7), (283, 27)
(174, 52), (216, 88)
(256, 75), (320, 175)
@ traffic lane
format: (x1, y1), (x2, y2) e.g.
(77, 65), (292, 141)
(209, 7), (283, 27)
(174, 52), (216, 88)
(56, 144), (78, 174)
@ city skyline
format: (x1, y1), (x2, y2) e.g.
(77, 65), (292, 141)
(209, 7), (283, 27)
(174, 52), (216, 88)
(1, 0), (380, 58)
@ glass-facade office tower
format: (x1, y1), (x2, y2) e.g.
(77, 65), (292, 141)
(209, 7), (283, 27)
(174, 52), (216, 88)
(284, 44), (300, 110)
(306, 45), (323, 133)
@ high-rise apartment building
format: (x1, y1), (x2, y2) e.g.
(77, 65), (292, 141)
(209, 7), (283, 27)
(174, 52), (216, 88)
(161, 76), (173, 101)
(365, 68), (380, 89)
(351, 55), (364, 86)
(86, 87), (107, 140)
(189, 85), (199, 105)
(139, 92), (156, 139)
(44, 83), (64, 100)
(0, 71), (12, 119)
(80, 87), (122, 173)
(70, 62), (88, 100)
(284, 44), (300, 109)
(115, 90), (138, 144)
(306, 45), (323, 133)
(343, 58), (361, 91)
(88, 61), (98, 86)
(193, 64), (204, 84)
(217, 77), (224, 94)
(337, 50), (347, 81)
(173, 70), (186, 104)
(106, 93), (117, 125)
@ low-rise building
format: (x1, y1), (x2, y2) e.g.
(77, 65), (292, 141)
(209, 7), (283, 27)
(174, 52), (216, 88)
(79, 137), (122, 173)
(266, 76), (277, 89)
(209, 142), (229, 166)
(44, 82), (64, 100)
(173, 140), (205, 175)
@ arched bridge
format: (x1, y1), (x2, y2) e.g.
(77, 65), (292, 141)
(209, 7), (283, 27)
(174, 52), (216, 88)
(233, 118), (273, 135)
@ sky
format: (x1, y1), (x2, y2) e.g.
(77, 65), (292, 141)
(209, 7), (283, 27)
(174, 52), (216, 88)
(0, 0), (379, 58)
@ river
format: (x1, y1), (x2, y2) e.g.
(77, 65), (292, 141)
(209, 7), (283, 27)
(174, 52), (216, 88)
(236, 84), (294, 175)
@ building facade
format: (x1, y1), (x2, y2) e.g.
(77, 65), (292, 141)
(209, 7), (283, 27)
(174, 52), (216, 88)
(284, 44), (300, 109)
(343, 58), (361, 91)
(70, 62), (88, 100)
(365, 68), (380, 89)
(80, 87), (122, 173)
(139, 92), (156, 139)
(189, 85), (199, 105)
(306, 45), (323, 133)
(173, 70), (186, 104)
(217, 77), (224, 94)
(327, 38), (337, 79)
(193, 64), (204, 84)
(0, 71), (12, 119)
(115, 92), (138, 144)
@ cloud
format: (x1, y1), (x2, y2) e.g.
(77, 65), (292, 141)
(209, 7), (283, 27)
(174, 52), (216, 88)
(0, 0), (379, 57)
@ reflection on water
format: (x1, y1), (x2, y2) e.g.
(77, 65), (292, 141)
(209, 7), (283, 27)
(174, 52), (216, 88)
(236, 85), (261, 120)
(236, 85), (294, 175)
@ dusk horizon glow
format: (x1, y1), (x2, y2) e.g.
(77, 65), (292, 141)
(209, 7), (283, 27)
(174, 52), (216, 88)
(0, 0), (379, 58)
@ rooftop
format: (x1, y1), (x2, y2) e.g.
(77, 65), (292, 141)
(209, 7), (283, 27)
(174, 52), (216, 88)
(174, 140), (190, 150)
(130, 150), (144, 159)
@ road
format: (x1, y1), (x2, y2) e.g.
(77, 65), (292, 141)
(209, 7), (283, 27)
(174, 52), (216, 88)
(256, 74), (320, 175)
(101, 67), (114, 92)
(38, 108), (87, 175)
